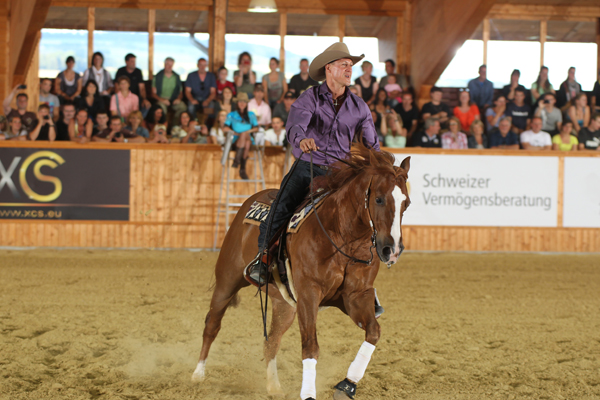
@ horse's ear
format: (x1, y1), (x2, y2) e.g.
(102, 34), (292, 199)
(400, 156), (411, 174)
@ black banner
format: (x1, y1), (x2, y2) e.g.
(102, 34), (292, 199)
(0, 148), (130, 220)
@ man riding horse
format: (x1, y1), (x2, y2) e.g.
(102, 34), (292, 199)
(245, 42), (385, 316)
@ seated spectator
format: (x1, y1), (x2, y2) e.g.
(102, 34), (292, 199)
(349, 86), (360, 96)
(534, 93), (562, 135)
(453, 89), (480, 132)
(68, 108), (93, 143)
(485, 94), (506, 133)
(76, 80), (105, 122)
(3, 85), (37, 132)
(234, 52), (257, 99)
(124, 110), (149, 139)
(92, 115), (145, 143)
(578, 113), (600, 151)
(288, 58), (318, 95)
(531, 66), (555, 105)
(264, 116), (286, 146)
(0, 115), (6, 133)
(55, 102), (76, 141)
(170, 111), (197, 143)
(29, 104), (55, 141)
(506, 88), (531, 134)
(115, 53), (151, 113)
(144, 104), (168, 143)
(489, 117), (519, 150)
(592, 72), (600, 114)
(394, 92), (419, 142)
(552, 121), (578, 151)
(421, 86), (450, 127)
(94, 111), (109, 136)
(273, 91), (296, 124)
(226, 92), (259, 180)
(110, 76), (139, 120)
(411, 117), (441, 148)
(467, 65), (493, 110)
(39, 78), (60, 121)
(186, 58), (217, 124)
(248, 84), (272, 129)
(55, 56), (81, 102)
(441, 116), (468, 149)
(381, 110), (407, 148)
(216, 86), (235, 116)
(371, 88), (390, 139)
(187, 124), (211, 144)
(379, 59), (408, 90)
(502, 69), (525, 101)
(262, 57), (287, 109)
(557, 67), (582, 109)
(209, 110), (231, 146)
(468, 120), (487, 149)
(0, 115), (28, 141)
(82, 52), (114, 98)
(152, 57), (186, 122)
(520, 117), (552, 150)
(567, 93), (590, 134)
(355, 61), (378, 106)
(216, 66), (236, 97)
(383, 74), (402, 107)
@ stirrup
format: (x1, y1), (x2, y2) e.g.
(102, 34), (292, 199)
(243, 252), (269, 287)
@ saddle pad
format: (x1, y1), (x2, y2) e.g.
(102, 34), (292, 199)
(287, 190), (329, 234)
(243, 201), (271, 226)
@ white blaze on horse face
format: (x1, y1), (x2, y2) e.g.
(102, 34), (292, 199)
(390, 186), (406, 258)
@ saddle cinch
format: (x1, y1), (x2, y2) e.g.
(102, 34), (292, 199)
(243, 186), (329, 308)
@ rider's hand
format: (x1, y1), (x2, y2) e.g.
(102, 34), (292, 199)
(299, 138), (318, 153)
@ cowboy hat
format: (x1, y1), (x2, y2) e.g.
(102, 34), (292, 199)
(233, 92), (250, 102)
(309, 42), (365, 82)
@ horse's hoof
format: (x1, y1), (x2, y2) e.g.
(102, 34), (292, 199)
(266, 384), (284, 398)
(333, 390), (353, 400)
(191, 361), (206, 383)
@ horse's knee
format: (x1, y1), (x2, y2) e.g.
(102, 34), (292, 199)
(365, 321), (380, 345)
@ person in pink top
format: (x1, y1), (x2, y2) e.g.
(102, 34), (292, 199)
(441, 116), (469, 149)
(110, 76), (139, 120)
(383, 74), (402, 107)
(453, 89), (480, 132)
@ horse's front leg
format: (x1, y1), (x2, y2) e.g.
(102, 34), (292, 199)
(296, 284), (323, 400)
(333, 289), (380, 400)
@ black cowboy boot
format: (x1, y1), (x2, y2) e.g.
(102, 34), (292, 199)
(231, 147), (244, 168)
(374, 288), (384, 318)
(239, 157), (249, 180)
(245, 251), (269, 286)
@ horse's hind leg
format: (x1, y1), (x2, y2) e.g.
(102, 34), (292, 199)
(264, 294), (296, 396)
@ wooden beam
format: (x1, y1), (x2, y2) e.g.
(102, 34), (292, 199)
(88, 7), (95, 68)
(483, 18), (489, 66)
(148, 9), (155, 79)
(488, 4), (600, 22)
(396, 15), (404, 76)
(338, 15), (345, 42)
(25, 33), (40, 113)
(403, 3), (411, 78)
(1, 0), (9, 101)
(208, 6), (214, 72)
(211, 0), (227, 71)
(540, 20), (547, 67)
(279, 13), (287, 74)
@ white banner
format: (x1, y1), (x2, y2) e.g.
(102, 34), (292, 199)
(393, 154), (559, 227)
(563, 158), (600, 228)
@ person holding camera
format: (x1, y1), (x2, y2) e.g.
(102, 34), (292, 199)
(92, 115), (145, 143)
(29, 104), (55, 141)
(234, 52), (257, 100)
(534, 93), (562, 136)
(3, 84), (37, 132)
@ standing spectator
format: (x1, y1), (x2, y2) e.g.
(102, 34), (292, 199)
(110, 76), (139, 120)
(383, 74), (402, 108)
(216, 66), (236, 97)
(68, 109), (93, 143)
(441, 117), (468, 149)
(506, 88), (531, 134)
(381, 111), (407, 148)
(489, 117), (519, 150)
(411, 117), (442, 148)
(55, 102), (76, 141)
(578, 113), (600, 151)
(226, 92), (259, 180)
(92, 115), (145, 143)
(215, 86), (234, 115)
(115, 53), (151, 114)
(379, 59), (408, 89)
(152, 57), (186, 122)
(262, 57), (287, 109)
(467, 65), (494, 110)
(54, 56), (82, 102)
(557, 67), (582, 109)
(209, 110), (230, 146)
(552, 121), (578, 151)
(534, 93), (562, 135)
(171, 111), (198, 143)
(234, 52), (257, 99)
(421, 86), (450, 127)
(592, 71), (600, 114)
(467, 120), (487, 149)
(355, 61), (378, 106)
(248, 84), (272, 129)
(531, 66), (555, 105)
(82, 52), (114, 99)
(39, 78), (60, 121)
(273, 91), (296, 124)
(485, 94), (507, 133)
(371, 88), (390, 139)
(288, 58), (318, 94)
(185, 58), (217, 123)
(76, 80), (105, 122)
(567, 93), (590, 134)
(520, 117), (552, 150)
(3, 85), (37, 132)
(0, 116), (28, 141)
(502, 69), (525, 101)
(264, 116), (286, 146)
(394, 91), (419, 142)
(453, 89), (480, 132)
(124, 110), (149, 139)
(28, 104), (56, 141)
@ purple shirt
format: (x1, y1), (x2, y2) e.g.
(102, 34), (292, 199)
(286, 82), (380, 165)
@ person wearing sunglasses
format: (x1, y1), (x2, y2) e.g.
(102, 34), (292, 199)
(185, 58), (217, 124)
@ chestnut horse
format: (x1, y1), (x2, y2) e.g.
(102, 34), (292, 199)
(192, 143), (411, 400)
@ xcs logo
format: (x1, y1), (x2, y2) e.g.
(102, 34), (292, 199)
(0, 151), (65, 202)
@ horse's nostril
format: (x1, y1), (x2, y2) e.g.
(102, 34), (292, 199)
(382, 246), (392, 259)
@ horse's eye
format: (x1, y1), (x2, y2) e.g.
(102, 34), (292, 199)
(375, 197), (384, 205)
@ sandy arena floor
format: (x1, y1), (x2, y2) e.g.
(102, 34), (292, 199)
(0, 249), (599, 400)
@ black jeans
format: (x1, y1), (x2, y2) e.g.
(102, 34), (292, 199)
(257, 160), (328, 250)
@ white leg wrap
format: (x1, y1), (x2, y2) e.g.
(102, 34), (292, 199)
(300, 358), (317, 399)
(346, 341), (376, 383)
(191, 360), (206, 382)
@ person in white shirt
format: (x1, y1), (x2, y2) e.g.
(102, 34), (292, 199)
(209, 110), (231, 146)
(263, 116), (286, 146)
(520, 116), (552, 150)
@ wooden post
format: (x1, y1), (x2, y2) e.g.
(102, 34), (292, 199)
(403, 2), (412, 77)
(211, 0), (227, 71)
(208, 6), (214, 71)
(396, 15), (404, 76)
(483, 18), (490, 65)
(87, 7), (95, 68)
(24, 33), (40, 112)
(148, 9), (155, 79)
(338, 15), (345, 42)
(279, 13), (286, 73)
(540, 20), (547, 67)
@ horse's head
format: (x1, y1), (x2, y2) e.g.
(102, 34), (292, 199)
(368, 156), (411, 265)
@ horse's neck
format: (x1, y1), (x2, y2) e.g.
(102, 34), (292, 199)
(324, 176), (371, 243)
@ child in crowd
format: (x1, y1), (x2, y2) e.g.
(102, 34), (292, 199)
(384, 74), (403, 108)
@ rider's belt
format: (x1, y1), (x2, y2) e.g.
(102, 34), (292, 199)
(301, 160), (329, 171)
